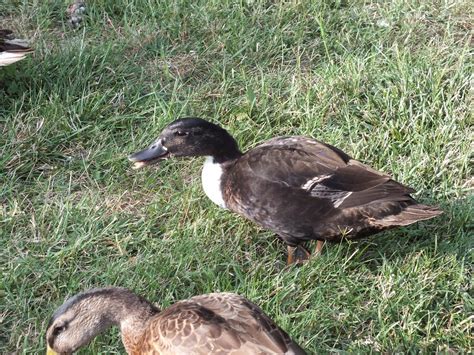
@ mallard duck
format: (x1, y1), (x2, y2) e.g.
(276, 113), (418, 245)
(46, 287), (306, 354)
(0, 29), (33, 66)
(129, 118), (442, 264)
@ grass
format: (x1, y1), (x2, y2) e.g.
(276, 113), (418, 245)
(0, 0), (472, 353)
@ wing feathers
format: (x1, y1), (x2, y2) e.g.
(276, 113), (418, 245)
(148, 293), (306, 354)
(0, 29), (33, 66)
(226, 136), (441, 243)
(244, 137), (414, 211)
(373, 204), (443, 226)
(303, 161), (413, 209)
(335, 180), (414, 209)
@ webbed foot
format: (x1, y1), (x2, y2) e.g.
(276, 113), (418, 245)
(286, 245), (311, 265)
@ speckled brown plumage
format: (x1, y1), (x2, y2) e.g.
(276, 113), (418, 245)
(46, 287), (306, 355)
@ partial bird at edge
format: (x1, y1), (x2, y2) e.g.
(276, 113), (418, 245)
(46, 287), (307, 354)
(0, 29), (33, 67)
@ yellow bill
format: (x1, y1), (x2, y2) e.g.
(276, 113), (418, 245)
(47, 344), (58, 355)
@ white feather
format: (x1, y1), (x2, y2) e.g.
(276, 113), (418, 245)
(333, 191), (352, 208)
(201, 156), (227, 209)
(301, 174), (331, 191)
(0, 51), (28, 66)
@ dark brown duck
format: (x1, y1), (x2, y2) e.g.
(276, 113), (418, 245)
(46, 287), (306, 354)
(129, 118), (442, 264)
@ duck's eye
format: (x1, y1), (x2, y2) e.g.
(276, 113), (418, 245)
(175, 131), (188, 137)
(53, 324), (67, 336)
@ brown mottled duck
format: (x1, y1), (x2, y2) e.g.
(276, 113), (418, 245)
(46, 287), (307, 354)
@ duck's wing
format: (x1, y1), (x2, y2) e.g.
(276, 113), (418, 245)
(0, 29), (33, 66)
(238, 136), (414, 209)
(144, 293), (306, 354)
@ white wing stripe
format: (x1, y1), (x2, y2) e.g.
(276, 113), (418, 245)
(301, 174), (331, 191)
(333, 191), (352, 208)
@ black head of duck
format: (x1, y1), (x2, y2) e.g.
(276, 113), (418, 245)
(129, 117), (442, 264)
(129, 117), (242, 168)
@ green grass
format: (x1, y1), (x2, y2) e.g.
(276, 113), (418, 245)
(1, 0), (472, 353)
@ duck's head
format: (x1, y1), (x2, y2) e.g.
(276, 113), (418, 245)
(46, 288), (120, 355)
(128, 117), (241, 168)
(46, 287), (159, 354)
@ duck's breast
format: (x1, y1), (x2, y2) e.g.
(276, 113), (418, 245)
(201, 156), (227, 209)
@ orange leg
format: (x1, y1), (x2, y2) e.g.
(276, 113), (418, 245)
(287, 246), (295, 265)
(314, 240), (325, 255)
(287, 245), (311, 265)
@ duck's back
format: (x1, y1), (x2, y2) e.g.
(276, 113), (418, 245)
(142, 292), (306, 354)
(223, 136), (441, 244)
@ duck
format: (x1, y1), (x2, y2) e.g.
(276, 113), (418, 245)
(46, 287), (306, 354)
(129, 117), (442, 264)
(0, 29), (33, 66)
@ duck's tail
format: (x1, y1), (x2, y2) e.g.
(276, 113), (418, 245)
(376, 203), (443, 227)
(0, 29), (33, 66)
